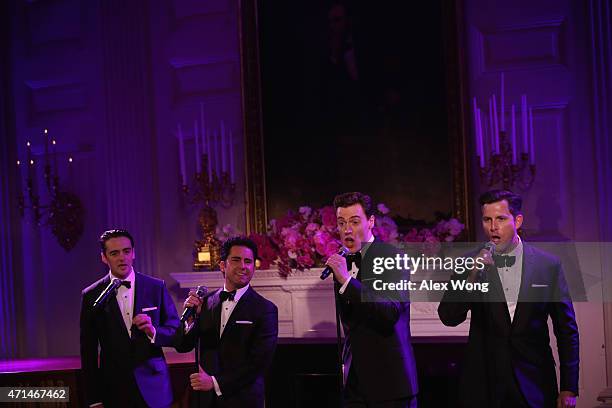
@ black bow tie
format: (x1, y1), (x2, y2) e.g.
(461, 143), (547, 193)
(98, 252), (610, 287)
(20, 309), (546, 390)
(346, 252), (362, 270)
(113, 279), (131, 289)
(494, 255), (516, 268)
(219, 290), (236, 302)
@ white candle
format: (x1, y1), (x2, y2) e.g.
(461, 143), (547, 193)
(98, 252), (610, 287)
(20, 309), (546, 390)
(483, 113), (489, 161)
(489, 97), (495, 154)
(200, 103), (206, 155)
(511, 104), (517, 165)
(229, 130), (235, 182)
(500, 72), (505, 132)
(178, 124), (186, 185)
(492, 94), (500, 154)
(207, 127), (212, 183)
(221, 121), (227, 172)
(473, 97), (480, 159)
(194, 120), (201, 172)
(214, 130), (221, 176)
(521, 94), (528, 153)
(529, 107), (535, 165)
(477, 109), (484, 168)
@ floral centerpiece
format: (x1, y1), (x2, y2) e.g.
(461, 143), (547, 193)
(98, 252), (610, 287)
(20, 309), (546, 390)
(218, 203), (465, 277)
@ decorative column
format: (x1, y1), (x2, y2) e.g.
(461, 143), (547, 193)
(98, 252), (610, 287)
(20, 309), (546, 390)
(0, 0), (23, 359)
(98, 0), (160, 277)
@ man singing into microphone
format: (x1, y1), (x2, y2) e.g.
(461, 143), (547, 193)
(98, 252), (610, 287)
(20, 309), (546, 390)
(438, 190), (579, 408)
(80, 229), (180, 407)
(174, 236), (278, 408)
(325, 192), (418, 407)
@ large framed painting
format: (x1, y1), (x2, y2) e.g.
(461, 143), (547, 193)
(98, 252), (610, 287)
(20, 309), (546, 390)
(239, 0), (472, 237)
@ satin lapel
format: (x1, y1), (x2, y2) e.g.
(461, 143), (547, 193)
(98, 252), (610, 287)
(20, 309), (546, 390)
(220, 286), (253, 342)
(132, 273), (146, 337)
(512, 243), (534, 332)
(102, 276), (131, 340)
(209, 289), (222, 340)
(487, 265), (512, 332)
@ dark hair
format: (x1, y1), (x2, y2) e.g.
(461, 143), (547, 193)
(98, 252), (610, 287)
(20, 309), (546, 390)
(333, 192), (374, 217)
(99, 229), (135, 253)
(478, 189), (522, 217)
(220, 236), (258, 262)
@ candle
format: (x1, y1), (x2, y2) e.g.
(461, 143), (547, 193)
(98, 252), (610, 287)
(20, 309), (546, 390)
(521, 94), (528, 153)
(178, 124), (186, 185)
(488, 97), (494, 154)
(492, 94), (499, 154)
(472, 97), (479, 156)
(229, 130), (235, 182)
(206, 127), (212, 183)
(529, 108), (535, 165)
(44, 128), (49, 165)
(511, 105), (517, 165)
(500, 72), (505, 132)
(51, 138), (57, 175)
(214, 130), (221, 176)
(26, 141), (33, 179)
(477, 109), (484, 168)
(194, 120), (201, 173)
(221, 121), (227, 172)
(200, 103), (206, 155)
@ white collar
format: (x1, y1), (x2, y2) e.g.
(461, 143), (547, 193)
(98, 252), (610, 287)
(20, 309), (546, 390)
(222, 283), (250, 303)
(109, 268), (135, 285)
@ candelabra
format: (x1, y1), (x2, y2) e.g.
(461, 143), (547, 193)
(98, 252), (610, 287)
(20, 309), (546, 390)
(479, 131), (536, 190)
(473, 73), (537, 191)
(182, 155), (236, 271)
(17, 135), (84, 251)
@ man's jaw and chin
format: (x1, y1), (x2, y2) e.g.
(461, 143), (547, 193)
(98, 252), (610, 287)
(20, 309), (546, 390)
(111, 265), (131, 279)
(489, 235), (519, 254)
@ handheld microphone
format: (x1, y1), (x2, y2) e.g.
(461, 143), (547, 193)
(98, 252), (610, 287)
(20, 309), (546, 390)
(484, 241), (496, 256)
(320, 246), (350, 280)
(477, 241), (496, 282)
(180, 285), (208, 323)
(93, 278), (123, 309)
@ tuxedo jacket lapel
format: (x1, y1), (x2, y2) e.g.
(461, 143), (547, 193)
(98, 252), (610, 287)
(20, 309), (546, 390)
(100, 276), (131, 341)
(208, 289), (223, 340)
(487, 265), (512, 333)
(220, 286), (253, 342)
(132, 273), (146, 338)
(512, 244), (535, 332)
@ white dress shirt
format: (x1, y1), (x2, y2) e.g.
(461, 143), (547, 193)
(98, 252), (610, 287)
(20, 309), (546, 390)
(497, 237), (524, 322)
(111, 269), (135, 335)
(109, 269), (156, 342)
(219, 284), (250, 336)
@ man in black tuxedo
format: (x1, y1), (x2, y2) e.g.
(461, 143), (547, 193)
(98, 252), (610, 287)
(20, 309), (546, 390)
(325, 192), (418, 407)
(438, 190), (579, 408)
(174, 236), (278, 408)
(80, 229), (180, 407)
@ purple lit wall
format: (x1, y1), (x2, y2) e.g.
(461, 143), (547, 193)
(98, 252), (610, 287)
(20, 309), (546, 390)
(0, 0), (246, 359)
(464, 0), (612, 403)
(0, 1), (611, 403)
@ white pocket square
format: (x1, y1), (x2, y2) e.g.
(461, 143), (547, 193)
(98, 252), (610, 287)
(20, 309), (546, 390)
(142, 306), (158, 312)
(236, 320), (253, 324)
(531, 284), (548, 288)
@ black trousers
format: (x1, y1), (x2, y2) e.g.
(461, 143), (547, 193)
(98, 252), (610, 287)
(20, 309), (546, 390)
(343, 367), (417, 408)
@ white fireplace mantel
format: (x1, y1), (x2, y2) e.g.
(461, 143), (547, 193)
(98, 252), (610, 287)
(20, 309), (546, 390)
(170, 268), (468, 339)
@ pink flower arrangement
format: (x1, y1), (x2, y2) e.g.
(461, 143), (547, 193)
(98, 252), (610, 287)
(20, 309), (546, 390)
(235, 203), (464, 277)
